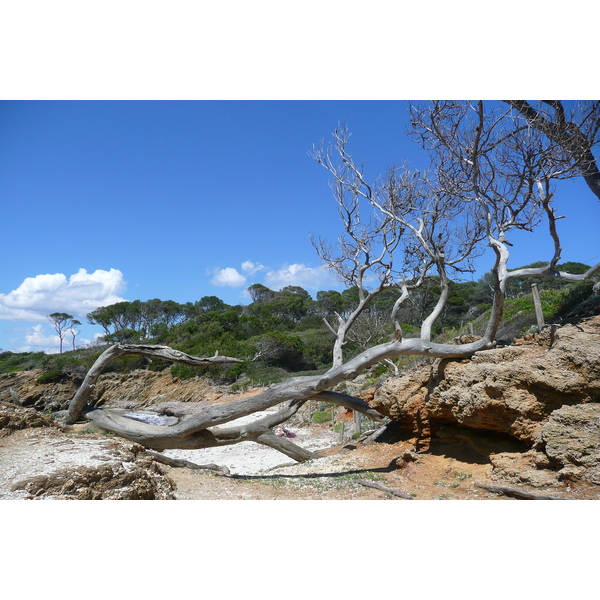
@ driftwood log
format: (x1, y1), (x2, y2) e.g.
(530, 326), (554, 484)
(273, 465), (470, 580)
(61, 343), (386, 462)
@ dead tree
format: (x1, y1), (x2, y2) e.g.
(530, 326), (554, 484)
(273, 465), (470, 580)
(409, 101), (600, 340)
(310, 125), (485, 368)
(62, 343), (385, 461)
(62, 103), (600, 463)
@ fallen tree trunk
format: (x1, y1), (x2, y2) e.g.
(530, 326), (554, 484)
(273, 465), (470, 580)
(63, 337), (493, 462)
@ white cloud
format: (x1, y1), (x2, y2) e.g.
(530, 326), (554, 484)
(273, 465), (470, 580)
(209, 261), (341, 294)
(264, 263), (339, 290)
(0, 268), (127, 321)
(18, 324), (61, 354)
(11, 323), (94, 354)
(241, 260), (266, 275)
(210, 267), (247, 287)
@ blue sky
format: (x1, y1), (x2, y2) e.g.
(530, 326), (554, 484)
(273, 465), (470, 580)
(1, 100), (599, 353)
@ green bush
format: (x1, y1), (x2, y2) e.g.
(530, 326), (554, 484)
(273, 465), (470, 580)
(312, 409), (333, 424)
(170, 363), (202, 380)
(36, 369), (67, 384)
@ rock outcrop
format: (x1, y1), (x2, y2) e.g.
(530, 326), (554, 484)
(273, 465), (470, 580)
(370, 316), (600, 484)
(0, 400), (57, 435)
(0, 367), (227, 416)
(10, 455), (176, 500)
(0, 402), (176, 500)
(0, 370), (79, 412)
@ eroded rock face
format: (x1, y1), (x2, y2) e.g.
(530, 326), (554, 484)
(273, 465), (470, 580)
(370, 317), (600, 485)
(535, 403), (600, 484)
(372, 317), (600, 446)
(0, 370), (79, 412)
(89, 370), (222, 409)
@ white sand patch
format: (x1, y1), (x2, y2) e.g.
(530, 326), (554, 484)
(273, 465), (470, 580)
(163, 408), (337, 475)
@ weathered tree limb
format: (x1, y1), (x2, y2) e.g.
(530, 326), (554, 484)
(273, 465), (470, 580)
(145, 449), (230, 475)
(474, 483), (570, 500)
(82, 336), (491, 450)
(64, 344), (242, 424)
(361, 423), (391, 445)
(86, 408), (221, 449)
(313, 391), (384, 422)
(357, 479), (413, 499)
(254, 431), (321, 462)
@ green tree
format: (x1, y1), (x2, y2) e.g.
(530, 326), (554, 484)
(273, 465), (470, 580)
(69, 319), (82, 351)
(246, 283), (276, 303)
(316, 290), (343, 317)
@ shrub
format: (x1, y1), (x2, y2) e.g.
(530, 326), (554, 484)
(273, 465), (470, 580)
(170, 363), (202, 380)
(36, 369), (67, 384)
(312, 410), (333, 424)
(253, 331), (312, 371)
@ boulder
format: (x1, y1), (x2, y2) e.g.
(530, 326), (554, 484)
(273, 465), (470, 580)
(371, 317), (600, 447)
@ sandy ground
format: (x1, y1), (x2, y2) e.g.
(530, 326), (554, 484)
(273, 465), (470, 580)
(163, 407), (338, 475)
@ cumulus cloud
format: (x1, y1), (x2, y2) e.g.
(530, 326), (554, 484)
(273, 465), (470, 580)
(9, 323), (95, 353)
(210, 267), (248, 287)
(208, 260), (342, 295)
(241, 260), (266, 275)
(0, 268), (127, 321)
(264, 263), (339, 290)
(17, 324), (61, 354)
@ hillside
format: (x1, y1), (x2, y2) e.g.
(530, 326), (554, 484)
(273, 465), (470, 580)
(2, 265), (598, 389)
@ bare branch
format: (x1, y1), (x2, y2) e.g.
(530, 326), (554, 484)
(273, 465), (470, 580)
(506, 100), (600, 200)
(64, 344), (242, 424)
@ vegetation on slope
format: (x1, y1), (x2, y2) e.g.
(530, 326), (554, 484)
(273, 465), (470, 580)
(1, 262), (597, 388)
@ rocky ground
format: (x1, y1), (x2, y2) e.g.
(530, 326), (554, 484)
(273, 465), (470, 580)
(2, 399), (598, 500)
